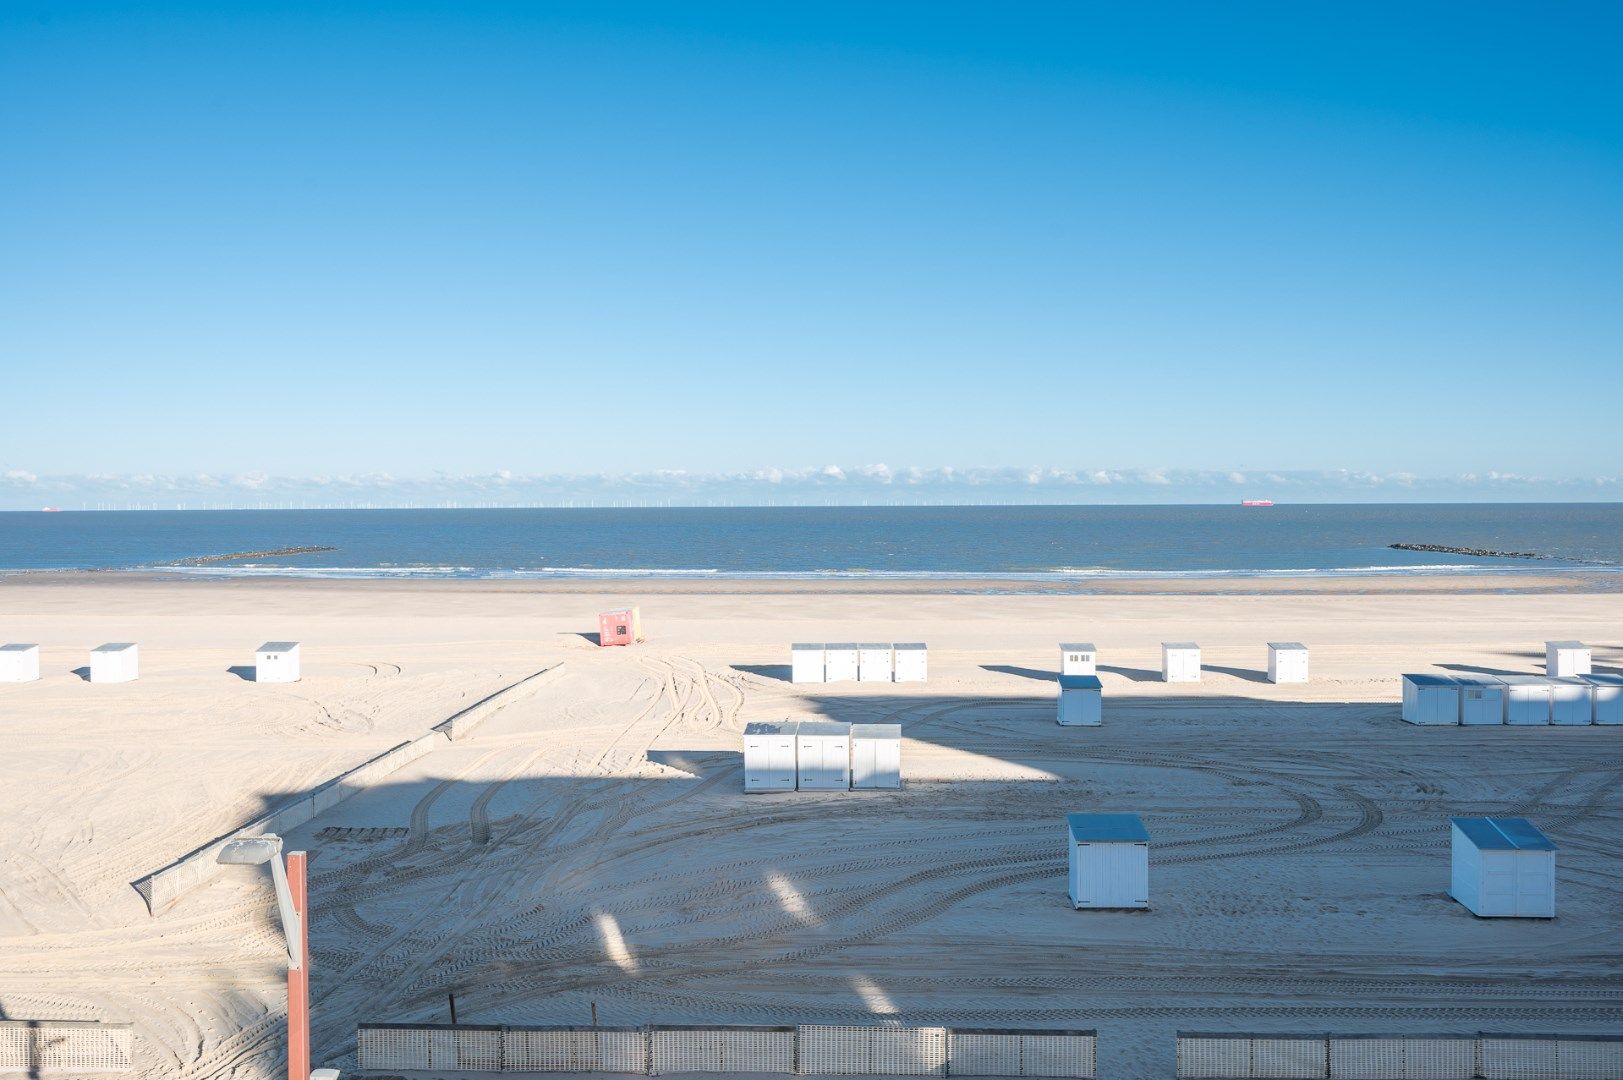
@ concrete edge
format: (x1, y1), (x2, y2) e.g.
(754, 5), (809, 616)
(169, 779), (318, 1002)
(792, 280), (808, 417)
(134, 661), (565, 915)
(433, 662), (566, 742)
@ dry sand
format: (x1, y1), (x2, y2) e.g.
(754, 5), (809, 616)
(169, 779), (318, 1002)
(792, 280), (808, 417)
(1, 574), (1620, 1079)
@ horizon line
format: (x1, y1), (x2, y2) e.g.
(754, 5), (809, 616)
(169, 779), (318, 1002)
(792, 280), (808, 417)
(7, 499), (1623, 514)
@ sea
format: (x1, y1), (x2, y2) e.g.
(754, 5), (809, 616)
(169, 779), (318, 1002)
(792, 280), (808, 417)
(1, 504), (1621, 581)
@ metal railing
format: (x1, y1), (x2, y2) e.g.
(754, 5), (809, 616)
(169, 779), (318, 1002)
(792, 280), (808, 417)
(357, 1022), (1098, 1077)
(1176, 1032), (1623, 1080)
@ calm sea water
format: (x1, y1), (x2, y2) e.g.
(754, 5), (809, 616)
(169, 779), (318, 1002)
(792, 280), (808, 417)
(1, 504), (1620, 579)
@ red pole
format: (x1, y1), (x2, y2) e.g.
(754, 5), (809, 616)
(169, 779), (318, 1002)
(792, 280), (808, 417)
(287, 851), (310, 1080)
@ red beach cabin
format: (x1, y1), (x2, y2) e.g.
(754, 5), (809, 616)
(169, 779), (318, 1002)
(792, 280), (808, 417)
(598, 607), (643, 646)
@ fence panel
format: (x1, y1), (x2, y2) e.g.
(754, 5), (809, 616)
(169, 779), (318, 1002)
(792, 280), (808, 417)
(1250, 1037), (1326, 1080)
(648, 1026), (795, 1074)
(797, 1025), (949, 1076)
(1328, 1036), (1403, 1080)
(948, 1030), (1096, 1078)
(948, 1032), (1021, 1076)
(429, 1029), (461, 1069)
(1175, 1034), (1331, 1080)
(1482, 1037), (1560, 1080)
(1401, 1038), (1480, 1080)
(1178, 1034), (1261, 1080)
(1555, 1037), (1623, 1080)
(457, 1026), (504, 1070)
(1329, 1036), (1477, 1080)
(0, 1021), (134, 1074)
(501, 1028), (648, 1073)
(1185, 1032), (1623, 1080)
(359, 1025), (437, 1071)
(1019, 1033), (1097, 1079)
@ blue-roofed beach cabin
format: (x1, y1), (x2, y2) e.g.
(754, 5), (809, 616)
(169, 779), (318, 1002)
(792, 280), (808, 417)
(1401, 675), (1459, 725)
(1056, 675), (1102, 727)
(1549, 677), (1594, 726)
(742, 721), (799, 793)
(1500, 676), (1554, 726)
(1067, 813), (1149, 909)
(1455, 675), (1507, 726)
(795, 721), (851, 791)
(1450, 817), (1556, 918)
(1583, 674), (1623, 725)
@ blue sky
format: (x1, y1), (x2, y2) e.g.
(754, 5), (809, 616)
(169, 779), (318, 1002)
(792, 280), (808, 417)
(2, 2), (1621, 506)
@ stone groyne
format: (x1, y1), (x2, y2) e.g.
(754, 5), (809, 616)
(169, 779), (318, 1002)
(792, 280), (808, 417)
(1390, 542), (1541, 560)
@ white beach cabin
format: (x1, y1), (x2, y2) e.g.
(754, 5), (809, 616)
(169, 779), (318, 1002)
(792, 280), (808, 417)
(1266, 642), (1308, 684)
(1582, 675), (1623, 725)
(1545, 641), (1591, 678)
(857, 643), (893, 683)
(743, 721), (800, 793)
(0, 643), (40, 683)
(1067, 813), (1150, 910)
(893, 642), (928, 683)
(1548, 677), (1593, 726)
(1059, 643), (1097, 677)
(850, 723), (901, 789)
(795, 721), (851, 791)
(1161, 642), (1201, 683)
(1456, 675), (1507, 726)
(824, 644), (859, 683)
(791, 644), (826, 685)
(1500, 676), (1553, 726)
(1056, 674), (1102, 727)
(1450, 816), (1556, 918)
(1401, 675), (1459, 725)
(255, 641), (301, 683)
(89, 643), (139, 684)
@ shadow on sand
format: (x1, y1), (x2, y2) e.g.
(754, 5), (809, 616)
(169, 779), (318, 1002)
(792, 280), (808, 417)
(1097, 663), (1161, 683)
(125, 684), (1574, 1074)
(980, 664), (1056, 682)
(1437, 662), (1535, 677)
(1204, 664), (1268, 684)
(731, 664), (793, 682)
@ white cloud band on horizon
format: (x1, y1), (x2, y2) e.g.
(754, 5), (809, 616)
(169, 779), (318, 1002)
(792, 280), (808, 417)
(1, 464), (1619, 508)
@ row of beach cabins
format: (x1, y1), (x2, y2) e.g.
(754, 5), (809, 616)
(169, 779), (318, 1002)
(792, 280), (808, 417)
(786, 638), (1618, 727)
(790, 643), (927, 683)
(1403, 642), (1621, 726)
(790, 641), (1310, 686)
(743, 721), (900, 791)
(0, 642), (302, 683)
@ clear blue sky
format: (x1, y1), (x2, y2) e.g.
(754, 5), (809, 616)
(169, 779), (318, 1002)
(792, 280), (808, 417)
(2, 2), (1621, 504)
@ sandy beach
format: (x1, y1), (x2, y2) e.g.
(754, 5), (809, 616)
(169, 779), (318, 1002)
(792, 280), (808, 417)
(1, 574), (1620, 1079)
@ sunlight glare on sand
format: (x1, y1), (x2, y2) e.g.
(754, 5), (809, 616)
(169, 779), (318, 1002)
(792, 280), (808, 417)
(850, 973), (899, 1016)
(766, 870), (820, 926)
(593, 910), (640, 973)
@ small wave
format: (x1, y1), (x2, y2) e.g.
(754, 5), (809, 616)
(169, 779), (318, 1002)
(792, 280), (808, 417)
(140, 564), (722, 580)
(1049, 564), (1505, 578)
(147, 565), (480, 579)
(536, 567), (720, 576)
